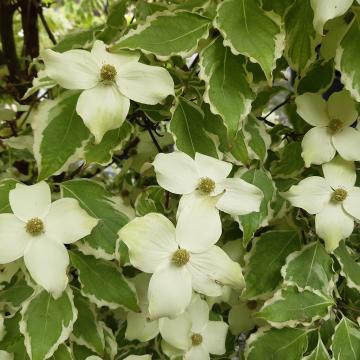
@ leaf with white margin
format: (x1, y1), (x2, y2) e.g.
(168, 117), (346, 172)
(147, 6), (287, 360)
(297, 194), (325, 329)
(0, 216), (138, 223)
(53, 344), (74, 360)
(246, 327), (308, 360)
(84, 121), (133, 166)
(170, 97), (218, 158)
(284, 0), (318, 74)
(261, 0), (293, 16)
(71, 290), (104, 355)
(0, 312), (27, 358)
(111, 11), (211, 59)
(334, 241), (360, 293)
(244, 230), (302, 298)
(0, 277), (34, 308)
(310, 0), (353, 35)
(19, 288), (77, 360)
(236, 169), (275, 246)
(257, 287), (333, 328)
(69, 250), (139, 312)
(303, 337), (330, 360)
(243, 115), (271, 163)
(335, 8), (360, 102)
(199, 36), (254, 139)
(332, 317), (360, 360)
(282, 242), (335, 295)
(215, 0), (284, 81)
(101, 323), (117, 360)
(0, 179), (17, 213)
(61, 179), (129, 260)
(32, 91), (90, 181)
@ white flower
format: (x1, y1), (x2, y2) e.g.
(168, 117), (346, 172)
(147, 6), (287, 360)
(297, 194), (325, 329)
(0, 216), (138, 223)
(42, 40), (174, 143)
(295, 90), (360, 167)
(125, 273), (159, 342)
(159, 295), (228, 360)
(284, 156), (360, 252)
(118, 213), (244, 319)
(0, 182), (98, 297)
(152, 152), (263, 248)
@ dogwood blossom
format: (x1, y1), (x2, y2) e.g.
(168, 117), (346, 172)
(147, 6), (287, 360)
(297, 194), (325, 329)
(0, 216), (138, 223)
(125, 273), (159, 342)
(284, 156), (360, 252)
(295, 90), (360, 166)
(118, 213), (244, 319)
(152, 152), (263, 247)
(0, 182), (97, 297)
(159, 295), (228, 360)
(43, 40), (174, 143)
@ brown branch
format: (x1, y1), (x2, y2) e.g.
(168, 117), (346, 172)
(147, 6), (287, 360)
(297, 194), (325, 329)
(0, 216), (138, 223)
(0, 1), (21, 82)
(38, 3), (56, 45)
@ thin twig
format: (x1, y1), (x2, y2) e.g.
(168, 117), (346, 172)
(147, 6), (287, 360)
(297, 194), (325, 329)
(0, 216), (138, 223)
(263, 94), (292, 120)
(37, 4), (56, 45)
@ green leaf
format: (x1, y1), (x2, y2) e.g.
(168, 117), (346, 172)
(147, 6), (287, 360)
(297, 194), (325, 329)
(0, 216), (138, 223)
(33, 92), (90, 181)
(0, 278), (34, 307)
(282, 242), (334, 295)
(332, 317), (360, 360)
(135, 186), (166, 216)
(335, 9), (360, 102)
(296, 60), (334, 95)
(61, 179), (129, 260)
(72, 344), (95, 360)
(284, 0), (318, 74)
(237, 169), (275, 246)
(0, 312), (27, 359)
(257, 287), (333, 327)
(246, 327), (308, 360)
(106, 0), (127, 29)
(52, 344), (74, 360)
(111, 11), (211, 59)
(20, 288), (77, 360)
(244, 230), (302, 298)
(70, 250), (139, 311)
(0, 179), (17, 213)
(271, 141), (304, 178)
(334, 241), (360, 293)
(215, 0), (284, 80)
(244, 115), (270, 162)
(303, 338), (330, 360)
(72, 290), (104, 355)
(170, 97), (218, 158)
(261, 0), (293, 16)
(52, 27), (99, 53)
(199, 37), (254, 138)
(84, 121), (133, 165)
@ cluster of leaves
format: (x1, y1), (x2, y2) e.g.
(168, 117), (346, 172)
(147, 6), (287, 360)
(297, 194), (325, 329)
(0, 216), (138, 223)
(1, 0), (360, 359)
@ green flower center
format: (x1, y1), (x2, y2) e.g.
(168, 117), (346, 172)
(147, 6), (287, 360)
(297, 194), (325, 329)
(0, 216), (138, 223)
(172, 249), (190, 266)
(191, 333), (203, 346)
(331, 188), (348, 202)
(100, 64), (117, 82)
(198, 177), (215, 194)
(25, 218), (44, 236)
(328, 119), (343, 134)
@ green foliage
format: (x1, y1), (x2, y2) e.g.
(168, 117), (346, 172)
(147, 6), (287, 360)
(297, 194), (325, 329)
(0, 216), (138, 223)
(1, 0), (360, 358)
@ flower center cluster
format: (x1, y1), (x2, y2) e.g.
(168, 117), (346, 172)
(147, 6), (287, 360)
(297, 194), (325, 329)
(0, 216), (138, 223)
(172, 249), (190, 266)
(328, 119), (343, 134)
(25, 218), (44, 236)
(191, 333), (203, 346)
(100, 64), (117, 82)
(331, 188), (348, 202)
(198, 177), (215, 194)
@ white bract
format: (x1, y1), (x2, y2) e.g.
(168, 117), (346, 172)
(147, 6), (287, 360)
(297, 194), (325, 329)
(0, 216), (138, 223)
(0, 182), (97, 297)
(42, 40), (174, 143)
(118, 213), (244, 319)
(295, 90), (360, 167)
(159, 295), (228, 360)
(125, 273), (159, 342)
(153, 152), (263, 247)
(284, 156), (360, 252)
